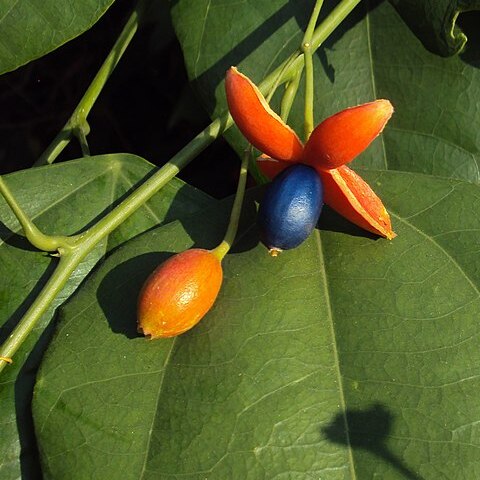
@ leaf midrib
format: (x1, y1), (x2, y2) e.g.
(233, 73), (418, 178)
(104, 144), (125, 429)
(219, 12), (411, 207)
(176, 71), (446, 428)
(138, 339), (177, 479)
(314, 229), (357, 480)
(365, 0), (388, 170)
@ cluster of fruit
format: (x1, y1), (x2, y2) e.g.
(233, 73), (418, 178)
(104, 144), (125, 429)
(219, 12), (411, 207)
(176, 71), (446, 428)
(137, 67), (395, 339)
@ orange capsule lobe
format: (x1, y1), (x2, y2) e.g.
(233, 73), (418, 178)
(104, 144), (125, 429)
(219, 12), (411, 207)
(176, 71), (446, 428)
(303, 100), (394, 170)
(137, 249), (223, 338)
(320, 165), (396, 239)
(225, 67), (304, 162)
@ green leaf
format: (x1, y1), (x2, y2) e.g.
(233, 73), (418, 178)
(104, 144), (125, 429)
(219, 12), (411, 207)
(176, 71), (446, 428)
(33, 170), (480, 478)
(389, 0), (480, 56)
(0, 154), (214, 479)
(0, 0), (115, 75)
(171, 0), (480, 181)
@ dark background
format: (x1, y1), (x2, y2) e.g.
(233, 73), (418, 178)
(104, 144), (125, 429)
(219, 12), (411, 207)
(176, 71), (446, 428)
(0, 0), (239, 199)
(1, 1), (478, 198)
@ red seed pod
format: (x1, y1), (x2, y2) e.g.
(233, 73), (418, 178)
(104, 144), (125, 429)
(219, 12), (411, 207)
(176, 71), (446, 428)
(137, 249), (223, 338)
(225, 67), (304, 162)
(226, 67), (396, 240)
(303, 100), (394, 170)
(320, 165), (396, 239)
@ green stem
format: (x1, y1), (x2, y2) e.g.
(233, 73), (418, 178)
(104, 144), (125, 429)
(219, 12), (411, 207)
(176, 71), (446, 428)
(0, 176), (73, 252)
(259, 0), (361, 96)
(265, 52), (298, 104)
(280, 64), (303, 122)
(302, 0), (324, 139)
(211, 148), (250, 260)
(35, 1), (144, 166)
(0, 0), (361, 372)
(0, 254), (80, 368)
(0, 118), (228, 372)
(76, 122), (91, 157)
(312, 0), (361, 49)
(247, 155), (268, 186)
(71, 117), (228, 248)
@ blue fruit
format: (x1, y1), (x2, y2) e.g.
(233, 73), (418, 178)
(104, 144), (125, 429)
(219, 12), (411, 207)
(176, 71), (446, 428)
(258, 164), (324, 255)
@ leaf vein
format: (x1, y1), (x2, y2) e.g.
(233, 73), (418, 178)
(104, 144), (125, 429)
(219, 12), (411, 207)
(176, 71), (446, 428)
(314, 230), (357, 480)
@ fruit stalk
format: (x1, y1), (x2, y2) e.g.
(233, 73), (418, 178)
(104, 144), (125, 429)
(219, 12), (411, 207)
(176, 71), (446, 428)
(212, 147), (251, 260)
(302, 0), (324, 139)
(138, 145), (251, 338)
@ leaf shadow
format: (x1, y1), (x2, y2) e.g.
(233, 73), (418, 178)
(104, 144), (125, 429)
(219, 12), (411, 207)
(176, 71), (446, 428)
(15, 321), (56, 480)
(178, 0), (385, 110)
(318, 205), (380, 240)
(2, 180), (220, 479)
(179, 183), (260, 256)
(0, 254), (59, 479)
(317, 0), (384, 85)
(96, 184), (261, 339)
(97, 251), (173, 339)
(323, 403), (424, 480)
(0, 220), (40, 252)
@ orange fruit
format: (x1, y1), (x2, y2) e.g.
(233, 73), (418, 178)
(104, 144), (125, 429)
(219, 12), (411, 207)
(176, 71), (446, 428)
(138, 249), (223, 338)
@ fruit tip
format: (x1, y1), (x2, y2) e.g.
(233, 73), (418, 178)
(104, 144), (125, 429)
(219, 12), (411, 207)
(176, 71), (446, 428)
(376, 98), (394, 117)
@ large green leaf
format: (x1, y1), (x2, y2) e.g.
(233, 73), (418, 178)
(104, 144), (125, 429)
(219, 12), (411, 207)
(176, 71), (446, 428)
(34, 170), (480, 478)
(0, 154), (214, 479)
(0, 0), (115, 75)
(171, 0), (480, 181)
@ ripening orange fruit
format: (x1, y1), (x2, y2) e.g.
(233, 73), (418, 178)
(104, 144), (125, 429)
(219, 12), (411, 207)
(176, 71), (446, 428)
(137, 248), (223, 338)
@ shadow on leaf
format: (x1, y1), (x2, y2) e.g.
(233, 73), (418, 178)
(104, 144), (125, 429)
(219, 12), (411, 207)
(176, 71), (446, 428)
(174, 0), (384, 113)
(97, 252), (175, 339)
(318, 206), (380, 240)
(0, 220), (40, 252)
(0, 253), (59, 479)
(323, 403), (424, 480)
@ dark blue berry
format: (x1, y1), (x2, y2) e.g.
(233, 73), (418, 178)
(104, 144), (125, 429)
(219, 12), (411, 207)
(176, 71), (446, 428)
(257, 164), (324, 255)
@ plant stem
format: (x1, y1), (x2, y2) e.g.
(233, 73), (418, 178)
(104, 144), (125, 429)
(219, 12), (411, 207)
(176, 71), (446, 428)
(212, 148), (250, 260)
(0, 118), (228, 372)
(35, 2), (144, 166)
(0, 176), (73, 251)
(0, 254), (80, 370)
(265, 52), (298, 104)
(281, 65), (303, 122)
(312, 0), (361, 49)
(76, 122), (91, 157)
(71, 117), (229, 248)
(0, 0), (361, 371)
(302, 0), (324, 139)
(37, 0), (359, 167)
(259, 0), (361, 96)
